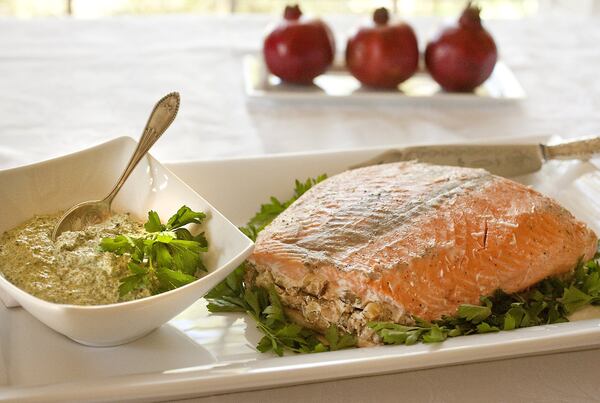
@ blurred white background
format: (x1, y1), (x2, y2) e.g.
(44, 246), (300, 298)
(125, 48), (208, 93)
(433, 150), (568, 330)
(0, 0), (597, 18)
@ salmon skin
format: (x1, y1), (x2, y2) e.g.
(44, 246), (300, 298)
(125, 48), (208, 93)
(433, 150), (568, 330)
(247, 162), (598, 345)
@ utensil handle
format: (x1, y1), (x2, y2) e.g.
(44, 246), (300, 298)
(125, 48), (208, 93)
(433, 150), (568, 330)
(543, 137), (600, 160)
(105, 92), (180, 203)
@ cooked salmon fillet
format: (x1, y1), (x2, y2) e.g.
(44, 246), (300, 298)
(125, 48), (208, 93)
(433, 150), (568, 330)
(248, 162), (598, 345)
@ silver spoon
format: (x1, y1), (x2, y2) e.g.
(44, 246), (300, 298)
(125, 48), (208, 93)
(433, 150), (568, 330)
(52, 92), (180, 241)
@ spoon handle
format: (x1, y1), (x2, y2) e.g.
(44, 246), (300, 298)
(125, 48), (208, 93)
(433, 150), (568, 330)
(105, 92), (180, 204)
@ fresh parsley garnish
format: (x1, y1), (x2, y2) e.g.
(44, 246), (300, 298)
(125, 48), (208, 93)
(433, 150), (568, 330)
(205, 263), (352, 355)
(206, 174), (600, 354)
(100, 205), (208, 297)
(205, 175), (356, 355)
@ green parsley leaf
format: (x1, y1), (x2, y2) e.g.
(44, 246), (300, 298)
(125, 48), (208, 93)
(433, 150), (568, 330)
(422, 324), (448, 343)
(312, 343), (328, 353)
(99, 235), (137, 255)
(448, 327), (462, 337)
(174, 228), (208, 247)
(154, 243), (173, 268)
(457, 303), (491, 323)
(244, 287), (262, 318)
(263, 287), (285, 325)
(144, 211), (165, 232)
(476, 322), (500, 333)
(156, 267), (197, 291)
(166, 205), (206, 230)
(127, 261), (147, 275)
(584, 268), (600, 296)
(205, 298), (247, 313)
(256, 335), (274, 353)
(117, 262), (149, 297)
(205, 264), (246, 311)
(503, 305), (526, 330)
(101, 206), (208, 298)
(324, 324), (357, 351)
(367, 322), (423, 345)
(561, 286), (593, 313)
(118, 274), (146, 297)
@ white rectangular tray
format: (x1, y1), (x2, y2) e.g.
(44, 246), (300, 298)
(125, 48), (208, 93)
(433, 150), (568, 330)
(2, 140), (599, 401)
(243, 54), (526, 103)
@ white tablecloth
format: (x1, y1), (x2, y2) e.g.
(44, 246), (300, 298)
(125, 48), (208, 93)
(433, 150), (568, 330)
(2, 13), (600, 402)
(2, 14), (600, 171)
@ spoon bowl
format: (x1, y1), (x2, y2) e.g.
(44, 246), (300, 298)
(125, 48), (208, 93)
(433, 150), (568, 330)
(51, 92), (180, 241)
(52, 200), (111, 238)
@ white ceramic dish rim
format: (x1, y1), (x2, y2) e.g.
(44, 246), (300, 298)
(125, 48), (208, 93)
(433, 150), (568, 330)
(0, 136), (254, 312)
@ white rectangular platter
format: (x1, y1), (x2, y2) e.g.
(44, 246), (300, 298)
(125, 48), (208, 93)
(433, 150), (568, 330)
(1, 139), (599, 402)
(243, 54), (526, 103)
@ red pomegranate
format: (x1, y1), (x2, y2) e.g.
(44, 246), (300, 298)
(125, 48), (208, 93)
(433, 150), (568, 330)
(425, 3), (498, 92)
(263, 5), (335, 84)
(346, 8), (419, 89)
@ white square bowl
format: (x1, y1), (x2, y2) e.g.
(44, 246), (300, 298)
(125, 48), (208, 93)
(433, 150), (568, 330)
(0, 137), (254, 346)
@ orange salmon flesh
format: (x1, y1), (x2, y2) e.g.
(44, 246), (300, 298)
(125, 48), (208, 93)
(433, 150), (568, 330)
(248, 162), (598, 344)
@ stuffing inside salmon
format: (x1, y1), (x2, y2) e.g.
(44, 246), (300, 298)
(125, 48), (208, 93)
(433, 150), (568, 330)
(247, 162), (598, 346)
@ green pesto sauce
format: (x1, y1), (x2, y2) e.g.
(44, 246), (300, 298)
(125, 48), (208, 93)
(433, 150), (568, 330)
(0, 212), (151, 305)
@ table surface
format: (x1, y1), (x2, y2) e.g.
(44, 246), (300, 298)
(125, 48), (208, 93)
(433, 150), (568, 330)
(2, 13), (600, 403)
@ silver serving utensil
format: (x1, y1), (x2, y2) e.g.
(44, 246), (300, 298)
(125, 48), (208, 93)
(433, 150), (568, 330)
(351, 136), (600, 177)
(51, 92), (180, 241)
